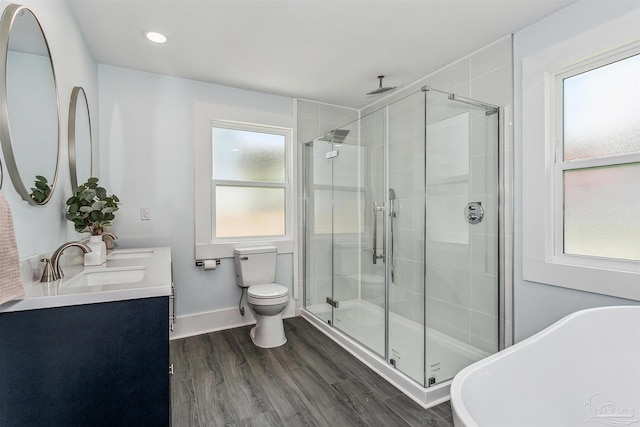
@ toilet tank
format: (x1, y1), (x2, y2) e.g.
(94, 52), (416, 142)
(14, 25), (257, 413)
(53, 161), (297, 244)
(233, 246), (277, 287)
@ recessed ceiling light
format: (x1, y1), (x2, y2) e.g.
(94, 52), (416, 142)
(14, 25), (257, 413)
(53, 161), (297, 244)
(144, 31), (167, 44)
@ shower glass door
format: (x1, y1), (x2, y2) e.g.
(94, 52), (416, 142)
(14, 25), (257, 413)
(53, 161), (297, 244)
(304, 138), (333, 324)
(331, 110), (385, 357)
(304, 110), (386, 358)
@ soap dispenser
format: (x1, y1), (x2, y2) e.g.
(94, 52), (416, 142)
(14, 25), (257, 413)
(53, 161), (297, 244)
(84, 235), (107, 266)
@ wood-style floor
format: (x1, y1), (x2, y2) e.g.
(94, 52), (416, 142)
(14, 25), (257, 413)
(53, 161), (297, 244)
(170, 317), (454, 427)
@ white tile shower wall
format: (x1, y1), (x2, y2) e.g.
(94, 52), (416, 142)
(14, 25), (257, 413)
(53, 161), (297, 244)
(296, 100), (358, 145)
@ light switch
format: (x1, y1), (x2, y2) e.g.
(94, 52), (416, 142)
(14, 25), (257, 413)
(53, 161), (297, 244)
(140, 207), (151, 220)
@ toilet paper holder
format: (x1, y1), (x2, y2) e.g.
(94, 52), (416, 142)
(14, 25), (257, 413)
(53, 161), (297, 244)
(195, 259), (221, 270)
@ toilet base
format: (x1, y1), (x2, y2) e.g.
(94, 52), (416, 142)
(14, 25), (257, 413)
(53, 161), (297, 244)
(250, 313), (287, 348)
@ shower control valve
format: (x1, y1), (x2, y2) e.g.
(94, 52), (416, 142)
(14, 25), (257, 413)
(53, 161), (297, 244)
(464, 202), (484, 224)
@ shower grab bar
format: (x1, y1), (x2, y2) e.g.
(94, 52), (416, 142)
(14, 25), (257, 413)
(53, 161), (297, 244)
(373, 202), (385, 264)
(388, 188), (396, 283)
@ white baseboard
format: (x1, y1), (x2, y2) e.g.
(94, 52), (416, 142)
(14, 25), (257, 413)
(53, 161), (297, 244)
(170, 302), (300, 340)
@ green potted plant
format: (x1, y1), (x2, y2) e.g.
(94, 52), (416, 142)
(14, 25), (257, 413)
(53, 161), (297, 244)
(30, 175), (51, 203)
(65, 177), (120, 265)
(65, 177), (119, 235)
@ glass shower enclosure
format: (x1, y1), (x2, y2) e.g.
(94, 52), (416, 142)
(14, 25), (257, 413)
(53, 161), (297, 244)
(304, 87), (501, 391)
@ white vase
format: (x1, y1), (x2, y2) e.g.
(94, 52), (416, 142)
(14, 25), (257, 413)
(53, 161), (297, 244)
(84, 235), (107, 266)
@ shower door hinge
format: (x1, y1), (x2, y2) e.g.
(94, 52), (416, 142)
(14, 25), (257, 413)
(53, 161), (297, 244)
(169, 363), (174, 376)
(325, 150), (339, 159)
(326, 297), (339, 308)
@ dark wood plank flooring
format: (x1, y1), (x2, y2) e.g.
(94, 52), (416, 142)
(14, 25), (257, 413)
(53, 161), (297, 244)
(170, 317), (454, 426)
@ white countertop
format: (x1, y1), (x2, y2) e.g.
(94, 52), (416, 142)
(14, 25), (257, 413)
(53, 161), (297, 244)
(0, 247), (172, 313)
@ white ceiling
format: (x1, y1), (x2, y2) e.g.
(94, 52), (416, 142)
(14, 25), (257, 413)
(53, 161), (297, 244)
(67, 0), (576, 109)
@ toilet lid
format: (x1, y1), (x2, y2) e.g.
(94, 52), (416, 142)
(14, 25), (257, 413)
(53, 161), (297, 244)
(248, 284), (288, 299)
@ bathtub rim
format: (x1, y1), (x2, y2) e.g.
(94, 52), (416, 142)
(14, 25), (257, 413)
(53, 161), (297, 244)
(450, 305), (640, 427)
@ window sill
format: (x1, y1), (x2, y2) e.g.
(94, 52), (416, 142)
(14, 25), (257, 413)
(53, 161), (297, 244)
(522, 258), (640, 302)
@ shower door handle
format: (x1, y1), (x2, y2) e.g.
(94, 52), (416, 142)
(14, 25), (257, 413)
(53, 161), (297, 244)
(373, 202), (385, 264)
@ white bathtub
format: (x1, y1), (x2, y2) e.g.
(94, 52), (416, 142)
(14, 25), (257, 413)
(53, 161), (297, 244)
(451, 306), (640, 427)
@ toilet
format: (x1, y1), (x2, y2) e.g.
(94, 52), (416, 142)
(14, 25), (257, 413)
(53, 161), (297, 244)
(233, 246), (289, 348)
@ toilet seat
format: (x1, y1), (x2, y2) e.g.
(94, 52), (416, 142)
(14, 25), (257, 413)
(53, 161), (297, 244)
(248, 284), (289, 306)
(248, 283), (288, 299)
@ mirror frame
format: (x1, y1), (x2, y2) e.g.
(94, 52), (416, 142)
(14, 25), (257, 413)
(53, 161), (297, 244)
(68, 86), (92, 192)
(0, 3), (60, 205)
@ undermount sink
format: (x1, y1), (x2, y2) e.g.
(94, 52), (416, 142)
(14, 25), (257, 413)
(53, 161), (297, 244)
(108, 249), (155, 259)
(63, 266), (147, 287)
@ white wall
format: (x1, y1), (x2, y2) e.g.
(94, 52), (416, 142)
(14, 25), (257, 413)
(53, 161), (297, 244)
(98, 65), (294, 321)
(0, 0), (98, 258)
(513, 0), (640, 342)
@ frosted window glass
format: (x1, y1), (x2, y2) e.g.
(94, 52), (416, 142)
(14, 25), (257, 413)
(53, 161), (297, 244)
(564, 164), (640, 260)
(564, 53), (640, 161)
(215, 186), (285, 238)
(212, 128), (285, 182)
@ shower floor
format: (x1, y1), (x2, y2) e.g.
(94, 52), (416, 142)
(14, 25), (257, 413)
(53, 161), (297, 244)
(307, 299), (487, 387)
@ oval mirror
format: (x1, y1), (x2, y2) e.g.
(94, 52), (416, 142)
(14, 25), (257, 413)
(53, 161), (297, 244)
(0, 4), (59, 205)
(68, 87), (92, 191)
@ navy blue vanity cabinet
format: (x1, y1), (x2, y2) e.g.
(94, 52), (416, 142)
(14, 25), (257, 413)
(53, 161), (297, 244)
(0, 296), (169, 427)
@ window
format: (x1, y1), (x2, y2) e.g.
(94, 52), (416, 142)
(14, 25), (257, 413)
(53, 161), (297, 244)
(522, 30), (640, 300)
(195, 117), (294, 259)
(211, 124), (289, 239)
(556, 51), (640, 262)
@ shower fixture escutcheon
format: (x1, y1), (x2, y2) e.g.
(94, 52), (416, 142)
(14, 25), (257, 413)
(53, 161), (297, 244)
(465, 202), (484, 224)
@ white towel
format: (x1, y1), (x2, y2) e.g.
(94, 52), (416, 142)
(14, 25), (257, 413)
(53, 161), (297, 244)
(0, 190), (24, 305)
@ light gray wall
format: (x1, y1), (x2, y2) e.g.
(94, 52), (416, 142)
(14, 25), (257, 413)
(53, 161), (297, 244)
(98, 65), (294, 318)
(513, 0), (640, 342)
(0, 0), (98, 258)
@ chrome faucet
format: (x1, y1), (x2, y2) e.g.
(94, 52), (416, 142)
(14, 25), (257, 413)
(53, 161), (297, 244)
(101, 231), (118, 250)
(49, 241), (91, 280)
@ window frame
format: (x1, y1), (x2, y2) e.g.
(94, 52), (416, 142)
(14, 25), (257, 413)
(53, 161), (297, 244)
(210, 120), (291, 241)
(195, 118), (294, 260)
(551, 46), (640, 270)
(521, 28), (640, 301)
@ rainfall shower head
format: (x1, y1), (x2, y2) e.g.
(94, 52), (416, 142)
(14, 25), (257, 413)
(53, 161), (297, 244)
(319, 129), (350, 144)
(366, 75), (396, 95)
(332, 129), (350, 144)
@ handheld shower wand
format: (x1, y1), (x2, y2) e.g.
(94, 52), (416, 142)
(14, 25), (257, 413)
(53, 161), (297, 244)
(388, 188), (396, 218)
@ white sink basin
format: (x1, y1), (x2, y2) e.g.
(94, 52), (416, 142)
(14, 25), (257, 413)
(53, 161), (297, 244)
(108, 249), (155, 259)
(64, 266), (147, 287)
